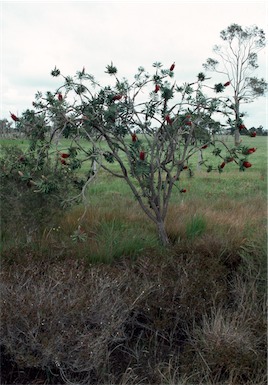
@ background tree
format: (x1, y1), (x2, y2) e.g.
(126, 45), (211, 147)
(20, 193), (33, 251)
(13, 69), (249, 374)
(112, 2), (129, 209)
(5, 63), (256, 245)
(251, 125), (266, 136)
(0, 119), (13, 138)
(203, 23), (267, 146)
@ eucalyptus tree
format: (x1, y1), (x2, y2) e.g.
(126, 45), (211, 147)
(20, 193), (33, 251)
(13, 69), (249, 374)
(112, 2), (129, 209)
(203, 23), (267, 146)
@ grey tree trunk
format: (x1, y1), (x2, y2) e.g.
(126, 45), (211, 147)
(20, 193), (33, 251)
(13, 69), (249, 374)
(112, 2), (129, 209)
(234, 128), (241, 147)
(234, 96), (241, 147)
(157, 219), (170, 246)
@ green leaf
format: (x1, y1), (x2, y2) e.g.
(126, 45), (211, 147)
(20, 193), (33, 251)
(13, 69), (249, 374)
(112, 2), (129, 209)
(161, 87), (174, 101)
(214, 83), (224, 93)
(105, 62), (117, 75)
(152, 62), (163, 68)
(207, 165), (213, 173)
(51, 66), (60, 77)
(212, 148), (221, 156)
(197, 72), (206, 81)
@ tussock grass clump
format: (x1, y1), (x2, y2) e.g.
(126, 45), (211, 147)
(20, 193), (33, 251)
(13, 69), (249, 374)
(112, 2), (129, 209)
(184, 308), (265, 381)
(185, 213), (207, 239)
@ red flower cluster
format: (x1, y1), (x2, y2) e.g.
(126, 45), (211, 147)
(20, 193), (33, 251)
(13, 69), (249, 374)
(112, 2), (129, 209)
(10, 112), (19, 122)
(220, 161), (226, 169)
(250, 131), (257, 137)
(112, 94), (122, 101)
(180, 189), (187, 193)
(60, 153), (70, 159)
(224, 81), (231, 87)
(247, 147), (257, 154)
(154, 84), (160, 93)
(58, 93), (63, 101)
(185, 115), (192, 126)
(201, 144), (208, 149)
(243, 161), (252, 168)
(170, 62), (175, 71)
(59, 152), (70, 165)
(239, 124), (246, 130)
(18, 155), (25, 163)
(139, 151), (145, 161)
(131, 133), (138, 142)
(165, 115), (173, 125)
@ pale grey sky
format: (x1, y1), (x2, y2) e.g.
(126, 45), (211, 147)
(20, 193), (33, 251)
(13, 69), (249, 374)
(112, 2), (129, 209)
(1, 0), (267, 129)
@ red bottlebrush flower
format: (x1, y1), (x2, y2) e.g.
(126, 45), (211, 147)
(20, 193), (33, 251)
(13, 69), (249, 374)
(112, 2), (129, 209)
(224, 81), (231, 87)
(170, 62), (175, 71)
(220, 161), (226, 169)
(247, 147), (257, 154)
(131, 133), (138, 142)
(226, 157), (234, 163)
(239, 124), (246, 130)
(250, 131), (257, 137)
(61, 153), (70, 158)
(10, 112), (19, 122)
(180, 189), (187, 193)
(185, 121), (192, 126)
(243, 161), (252, 168)
(60, 159), (67, 165)
(201, 144), (208, 149)
(154, 84), (160, 93)
(112, 94), (122, 101)
(58, 93), (63, 101)
(139, 151), (145, 161)
(165, 115), (173, 125)
(183, 165), (188, 170)
(18, 155), (25, 162)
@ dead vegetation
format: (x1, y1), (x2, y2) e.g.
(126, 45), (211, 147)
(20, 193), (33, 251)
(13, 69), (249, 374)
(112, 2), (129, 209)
(1, 244), (266, 384)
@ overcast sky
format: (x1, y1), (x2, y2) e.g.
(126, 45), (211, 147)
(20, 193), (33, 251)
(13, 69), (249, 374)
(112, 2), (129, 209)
(1, 0), (267, 129)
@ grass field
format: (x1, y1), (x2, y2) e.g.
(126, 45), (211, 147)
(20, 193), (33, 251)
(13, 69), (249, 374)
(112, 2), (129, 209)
(3, 135), (266, 256)
(1, 135), (267, 384)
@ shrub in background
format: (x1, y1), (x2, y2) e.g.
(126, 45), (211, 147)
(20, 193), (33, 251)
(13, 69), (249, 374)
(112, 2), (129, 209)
(0, 143), (83, 244)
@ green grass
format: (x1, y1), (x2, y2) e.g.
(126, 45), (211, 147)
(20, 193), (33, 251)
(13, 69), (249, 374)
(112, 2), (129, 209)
(1, 135), (267, 262)
(186, 213), (207, 239)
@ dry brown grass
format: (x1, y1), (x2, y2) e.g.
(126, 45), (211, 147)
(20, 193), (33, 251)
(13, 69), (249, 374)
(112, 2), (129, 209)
(1, 246), (266, 384)
(166, 195), (266, 249)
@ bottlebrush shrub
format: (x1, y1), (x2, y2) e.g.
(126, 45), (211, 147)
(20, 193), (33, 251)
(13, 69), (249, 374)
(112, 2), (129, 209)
(12, 62), (255, 245)
(0, 144), (84, 241)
